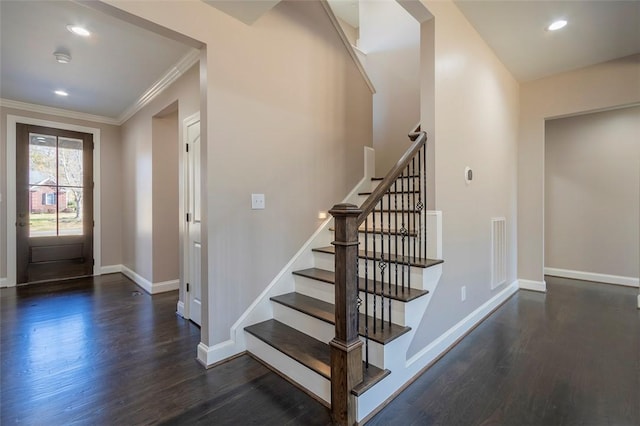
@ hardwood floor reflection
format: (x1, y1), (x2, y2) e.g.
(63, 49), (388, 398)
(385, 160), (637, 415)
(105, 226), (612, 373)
(368, 276), (640, 425)
(0, 274), (332, 425)
(2, 274), (638, 425)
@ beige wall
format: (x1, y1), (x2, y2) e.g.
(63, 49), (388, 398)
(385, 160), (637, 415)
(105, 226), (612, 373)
(409, 0), (520, 353)
(120, 64), (199, 284)
(152, 107), (180, 283)
(359, 0), (421, 175)
(545, 106), (640, 279)
(519, 54), (640, 283)
(0, 106), (123, 279)
(104, 0), (373, 346)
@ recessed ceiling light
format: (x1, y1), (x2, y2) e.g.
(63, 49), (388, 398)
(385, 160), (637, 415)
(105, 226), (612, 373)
(54, 90), (69, 97)
(54, 51), (72, 64)
(547, 20), (568, 31)
(66, 25), (91, 37)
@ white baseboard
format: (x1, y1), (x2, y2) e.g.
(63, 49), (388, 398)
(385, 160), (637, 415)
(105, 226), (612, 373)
(100, 264), (122, 275)
(518, 279), (547, 292)
(407, 280), (519, 367)
(177, 300), (185, 317)
(153, 279), (180, 293)
(0, 277), (7, 288)
(197, 340), (239, 368)
(120, 265), (179, 294)
(545, 267), (639, 288)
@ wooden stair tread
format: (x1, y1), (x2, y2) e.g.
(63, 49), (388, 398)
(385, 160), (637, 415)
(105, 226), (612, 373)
(312, 246), (444, 269)
(372, 208), (420, 213)
(271, 292), (411, 344)
(245, 319), (331, 379)
(372, 176), (418, 181)
(358, 190), (420, 196)
(292, 268), (430, 302)
(245, 319), (389, 395)
(329, 226), (418, 237)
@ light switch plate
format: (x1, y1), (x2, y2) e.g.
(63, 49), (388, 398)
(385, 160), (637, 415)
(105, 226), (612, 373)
(251, 193), (265, 210)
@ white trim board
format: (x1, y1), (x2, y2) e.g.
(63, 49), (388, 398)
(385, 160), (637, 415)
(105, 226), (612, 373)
(100, 265), (123, 275)
(120, 265), (179, 294)
(0, 278), (7, 288)
(5, 115), (101, 287)
(545, 267), (639, 288)
(357, 280), (519, 422)
(406, 280), (519, 367)
(177, 300), (185, 317)
(518, 279), (547, 292)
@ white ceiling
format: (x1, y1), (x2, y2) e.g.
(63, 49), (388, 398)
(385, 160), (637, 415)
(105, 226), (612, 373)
(0, 0), (196, 122)
(1, 0), (638, 124)
(454, 0), (640, 82)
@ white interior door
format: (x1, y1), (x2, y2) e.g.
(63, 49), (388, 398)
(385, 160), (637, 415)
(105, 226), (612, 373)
(185, 113), (202, 326)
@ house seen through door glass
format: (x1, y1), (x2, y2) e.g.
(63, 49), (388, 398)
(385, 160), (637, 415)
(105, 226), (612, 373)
(28, 133), (84, 236)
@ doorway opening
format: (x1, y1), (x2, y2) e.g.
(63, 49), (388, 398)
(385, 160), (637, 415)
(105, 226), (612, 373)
(16, 124), (94, 284)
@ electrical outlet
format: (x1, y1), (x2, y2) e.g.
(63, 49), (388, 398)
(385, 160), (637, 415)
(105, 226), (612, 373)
(251, 193), (265, 210)
(461, 286), (466, 302)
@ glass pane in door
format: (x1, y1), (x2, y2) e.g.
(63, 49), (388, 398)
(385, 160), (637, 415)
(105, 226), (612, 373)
(58, 187), (83, 235)
(27, 133), (85, 237)
(58, 137), (83, 186)
(29, 185), (58, 237)
(28, 134), (56, 185)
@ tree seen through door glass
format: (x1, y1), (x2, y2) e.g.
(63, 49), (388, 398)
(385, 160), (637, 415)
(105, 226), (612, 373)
(28, 133), (84, 237)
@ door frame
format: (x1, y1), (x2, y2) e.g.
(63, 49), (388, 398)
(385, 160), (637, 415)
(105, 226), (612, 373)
(5, 115), (101, 287)
(180, 111), (200, 320)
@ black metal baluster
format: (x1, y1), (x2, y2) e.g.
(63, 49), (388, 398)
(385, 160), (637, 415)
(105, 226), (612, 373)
(386, 190), (392, 327)
(379, 197), (385, 331)
(423, 145), (427, 261)
(400, 167), (406, 293)
(363, 217), (369, 368)
(372, 197), (377, 335)
(411, 157), (417, 263)
(417, 147), (423, 261)
(394, 180), (399, 297)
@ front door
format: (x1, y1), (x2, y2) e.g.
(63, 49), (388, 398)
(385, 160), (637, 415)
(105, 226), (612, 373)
(16, 124), (94, 284)
(185, 114), (202, 325)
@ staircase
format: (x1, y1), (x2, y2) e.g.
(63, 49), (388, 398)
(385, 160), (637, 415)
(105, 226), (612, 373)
(242, 131), (443, 424)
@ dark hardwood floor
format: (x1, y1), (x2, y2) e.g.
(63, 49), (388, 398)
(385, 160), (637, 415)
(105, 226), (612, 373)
(2, 274), (638, 425)
(368, 276), (640, 426)
(0, 274), (332, 425)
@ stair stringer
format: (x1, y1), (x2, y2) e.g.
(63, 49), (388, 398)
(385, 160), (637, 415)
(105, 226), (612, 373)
(197, 147), (374, 367)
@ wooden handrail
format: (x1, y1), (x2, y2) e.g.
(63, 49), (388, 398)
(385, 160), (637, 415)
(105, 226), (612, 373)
(356, 131), (427, 224)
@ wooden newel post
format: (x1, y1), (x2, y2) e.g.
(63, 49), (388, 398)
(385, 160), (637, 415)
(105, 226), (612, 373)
(329, 203), (364, 426)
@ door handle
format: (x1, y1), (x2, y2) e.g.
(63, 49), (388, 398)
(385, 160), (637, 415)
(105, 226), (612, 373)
(18, 222), (26, 227)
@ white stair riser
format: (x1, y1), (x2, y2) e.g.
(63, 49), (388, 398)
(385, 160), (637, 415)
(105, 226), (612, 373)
(356, 233), (425, 259)
(313, 251), (426, 289)
(367, 178), (421, 193)
(272, 302), (388, 370)
(360, 295), (407, 327)
(366, 212), (423, 228)
(294, 275), (335, 304)
(357, 194), (424, 211)
(272, 303), (334, 343)
(245, 333), (331, 403)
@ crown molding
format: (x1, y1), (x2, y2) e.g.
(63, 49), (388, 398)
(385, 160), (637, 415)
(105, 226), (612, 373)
(1, 48), (200, 127)
(117, 49), (200, 124)
(0, 98), (120, 125)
